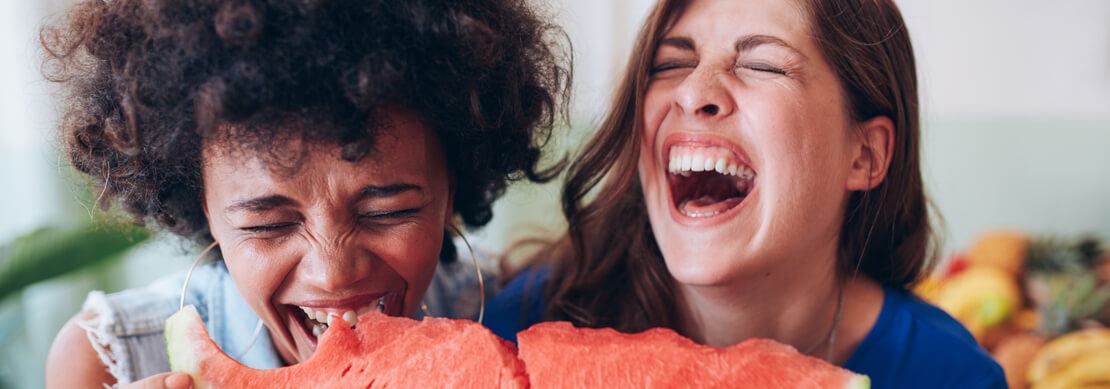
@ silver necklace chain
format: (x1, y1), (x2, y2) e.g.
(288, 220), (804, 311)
(803, 283), (845, 361)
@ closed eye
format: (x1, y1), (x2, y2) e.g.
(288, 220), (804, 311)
(359, 208), (420, 222)
(240, 223), (297, 233)
(739, 62), (787, 75)
(650, 61), (696, 76)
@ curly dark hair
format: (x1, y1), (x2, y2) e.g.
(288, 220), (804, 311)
(41, 0), (571, 251)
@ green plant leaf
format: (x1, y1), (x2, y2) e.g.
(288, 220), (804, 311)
(0, 224), (150, 301)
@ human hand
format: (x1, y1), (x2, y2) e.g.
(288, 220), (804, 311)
(119, 372), (193, 389)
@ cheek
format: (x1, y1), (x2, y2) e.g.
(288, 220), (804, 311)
(641, 86), (670, 142)
(221, 241), (297, 308)
(373, 218), (446, 308)
(754, 107), (853, 230)
(639, 86), (673, 181)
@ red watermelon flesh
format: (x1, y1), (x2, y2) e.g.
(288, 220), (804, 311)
(167, 305), (869, 388)
(517, 322), (870, 389)
(165, 305), (527, 388)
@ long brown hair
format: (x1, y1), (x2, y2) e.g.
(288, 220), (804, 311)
(540, 0), (934, 333)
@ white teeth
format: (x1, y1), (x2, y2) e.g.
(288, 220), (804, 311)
(667, 146), (755, 179)
(298, 296), (388, 334)
(690, 155), (704, 172)
(739, 167), (755, 180)
(678, 200), (727, 218)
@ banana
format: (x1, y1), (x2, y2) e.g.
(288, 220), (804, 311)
(931, 266), (1021, 337)
(1027, 328), (1110, 384)
(1031, 348), (1110, 389)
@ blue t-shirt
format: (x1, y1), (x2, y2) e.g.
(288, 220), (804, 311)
(485, 267), (1006, 389)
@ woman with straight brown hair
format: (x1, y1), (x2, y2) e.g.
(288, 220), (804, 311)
(486, 0), (1005, 387)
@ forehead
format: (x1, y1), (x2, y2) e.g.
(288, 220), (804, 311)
(665, 0), (809, 49)
(202, 110), (439, 188)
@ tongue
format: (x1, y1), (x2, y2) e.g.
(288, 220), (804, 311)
(680, 195), (743, 217)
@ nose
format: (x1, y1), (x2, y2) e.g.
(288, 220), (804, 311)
(301, 233), (373, 292)
(673, 66), (735, 119)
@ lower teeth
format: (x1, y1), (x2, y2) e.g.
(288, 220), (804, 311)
(304, 296), (390, 338)
(679, 201), (725, 218)
(312, 323), (328, 337)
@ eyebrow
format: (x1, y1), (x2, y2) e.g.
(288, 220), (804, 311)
(656, 34), (805, 58)
(224, 195), (296, 214)
(355, 183), (422, 199)
(224, 184), (422, 214)
(734, 34), (805, 58)
(658, 36), (695, 51)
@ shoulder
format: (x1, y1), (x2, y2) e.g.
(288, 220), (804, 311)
(46, 310), (116, 388)
(846, 287), (1006, 389)
(422, 237), (502, 320)
(485, 265), (551, 343)
(62, 262), (226, 384)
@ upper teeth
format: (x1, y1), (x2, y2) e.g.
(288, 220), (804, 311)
(668, 145), (755, 179)
(298, 297), (387, 335)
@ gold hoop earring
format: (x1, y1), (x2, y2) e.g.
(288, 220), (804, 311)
(446, 224), (486, 324)
(177, 241), (263, 360)
(179, 241), (218, 310)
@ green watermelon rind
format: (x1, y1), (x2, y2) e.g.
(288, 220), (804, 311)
(164, 305), (211, 389)
(847, 373), (871, 389)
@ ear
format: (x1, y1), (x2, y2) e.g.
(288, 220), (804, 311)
(845, 116), (895, 191)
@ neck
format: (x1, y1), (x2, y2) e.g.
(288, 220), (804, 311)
(674, 249), (843, 358)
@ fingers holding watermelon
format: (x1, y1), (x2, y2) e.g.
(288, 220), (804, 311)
(121, 372), (193, 389)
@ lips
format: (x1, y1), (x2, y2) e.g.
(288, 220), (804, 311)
(662, 135), (757, 221)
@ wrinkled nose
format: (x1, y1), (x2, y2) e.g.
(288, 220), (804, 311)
(301, 235), (373, 292)
(674, 66), (735, 119)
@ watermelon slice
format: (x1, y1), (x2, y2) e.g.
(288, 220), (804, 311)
(166, 306), (868, 388)
(517, 322), (870, 389)
(165, 305), (527, 388)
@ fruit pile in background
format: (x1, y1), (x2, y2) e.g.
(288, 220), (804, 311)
(916, 231), (1110, 389)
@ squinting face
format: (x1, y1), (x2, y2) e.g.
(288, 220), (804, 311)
(203, 109), (452, 364)
(639, 0), (859, 286)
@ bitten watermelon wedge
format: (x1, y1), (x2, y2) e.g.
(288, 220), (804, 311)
(166, 305), (869, 388)
(165, 305), (527, 388)
(517, 322), (870, 389)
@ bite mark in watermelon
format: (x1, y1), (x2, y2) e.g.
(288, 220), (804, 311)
(517, 322), (870, 389)
(165, 305), (527, 388)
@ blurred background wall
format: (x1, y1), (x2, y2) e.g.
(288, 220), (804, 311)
(1, 1), (1108, 387)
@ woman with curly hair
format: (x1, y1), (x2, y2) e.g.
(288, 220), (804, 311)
(42, 1), (568, 387)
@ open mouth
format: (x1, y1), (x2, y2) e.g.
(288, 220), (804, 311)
(666, 144), (756, 218)
(284, 292), (403, 349)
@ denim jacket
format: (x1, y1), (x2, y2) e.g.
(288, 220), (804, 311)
(79, 238), (498, 385)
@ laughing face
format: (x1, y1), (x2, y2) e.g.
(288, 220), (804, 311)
(202, 109), (452, 364)
(639, 0), (872, 287)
